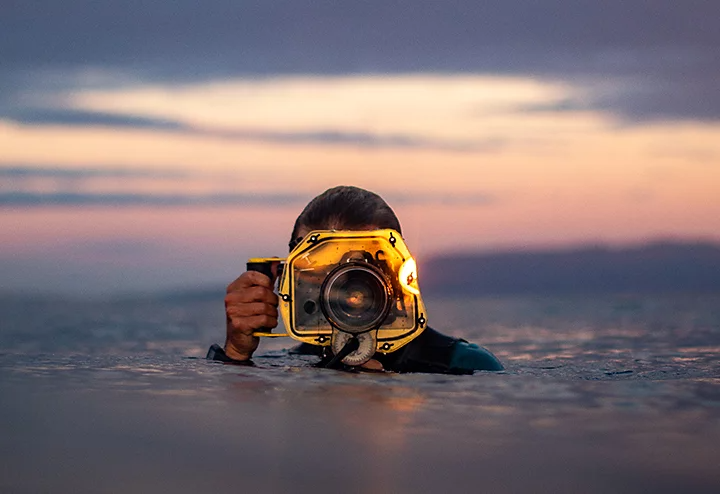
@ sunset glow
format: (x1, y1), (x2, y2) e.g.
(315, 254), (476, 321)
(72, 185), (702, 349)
(2, 74), (720, 293)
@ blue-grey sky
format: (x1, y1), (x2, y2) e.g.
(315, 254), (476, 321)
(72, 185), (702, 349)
(2, 0), (719, 122)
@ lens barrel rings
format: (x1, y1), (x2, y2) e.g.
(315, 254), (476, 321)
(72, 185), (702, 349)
(320, 262), (392, 333)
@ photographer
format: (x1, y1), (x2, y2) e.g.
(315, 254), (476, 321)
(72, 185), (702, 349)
(208, 186), (503, 374)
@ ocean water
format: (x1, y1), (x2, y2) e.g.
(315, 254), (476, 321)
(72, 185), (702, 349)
(1, 292), (719, 493)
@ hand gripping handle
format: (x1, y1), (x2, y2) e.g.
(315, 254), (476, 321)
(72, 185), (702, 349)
(246, 260), (274, 280)
(246, 258), (287, 337)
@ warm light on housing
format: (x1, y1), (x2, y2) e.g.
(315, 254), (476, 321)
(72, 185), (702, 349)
(399, 258), (420, 295)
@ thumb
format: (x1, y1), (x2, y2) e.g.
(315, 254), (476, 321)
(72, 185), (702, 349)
(269, 260), (282, 284)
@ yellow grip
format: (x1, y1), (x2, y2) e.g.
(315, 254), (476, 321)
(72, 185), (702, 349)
(252, 331), (289, 338)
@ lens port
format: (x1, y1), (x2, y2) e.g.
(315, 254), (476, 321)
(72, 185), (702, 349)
(320, 262), (392, 333)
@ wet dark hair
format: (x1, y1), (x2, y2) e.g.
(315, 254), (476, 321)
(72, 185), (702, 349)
(289, 186), (401, 251)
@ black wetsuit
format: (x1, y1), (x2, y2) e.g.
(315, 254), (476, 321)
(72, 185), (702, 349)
(207, 327), (503, 374)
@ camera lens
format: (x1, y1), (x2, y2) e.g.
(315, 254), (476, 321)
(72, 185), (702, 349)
(320, 263), (392, 333)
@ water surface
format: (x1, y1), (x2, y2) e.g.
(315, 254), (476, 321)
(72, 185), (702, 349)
(1, 293), (719, 493)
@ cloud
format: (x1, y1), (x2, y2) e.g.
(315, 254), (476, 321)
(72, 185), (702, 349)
(0, 190), (498, 209)
(187, 129), (501, 152)
(0, 165), (498, 208)
(0, 166), (305, 207)
(389, 192), (496, 207)
(2, 1), (719, 122)
(0, 166), (188, 180)
(591, 76), (720, 123)
(5, 108), (184, 130)
(0, 191), (307, 208)
(2, 105), (507, 152)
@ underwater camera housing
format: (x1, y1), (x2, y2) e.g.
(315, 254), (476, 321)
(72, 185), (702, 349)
(248, 229), (427, 366)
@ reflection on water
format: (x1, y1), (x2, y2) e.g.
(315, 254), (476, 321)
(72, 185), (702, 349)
(1, 293), (719, 493)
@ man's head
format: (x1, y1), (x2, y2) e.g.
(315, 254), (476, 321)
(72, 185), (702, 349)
(289, 186), (401, 251)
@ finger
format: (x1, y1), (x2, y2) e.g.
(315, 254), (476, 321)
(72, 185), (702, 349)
(269, 260), (282, 279)
(229, 314), (278, 333)
(227, 302), (278, 319)
(225, 286), (279, 306)
(247, 314), (278, 330)
(226, 270), (274, 293)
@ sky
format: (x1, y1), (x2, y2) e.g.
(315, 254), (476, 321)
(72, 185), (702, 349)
(1, 1), (719, 295)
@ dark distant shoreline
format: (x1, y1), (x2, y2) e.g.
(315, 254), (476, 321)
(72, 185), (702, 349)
(422, 241), (720, 295)
(3, 241), (719, 300)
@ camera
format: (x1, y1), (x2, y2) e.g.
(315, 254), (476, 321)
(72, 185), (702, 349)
(248, 229), (428, 366)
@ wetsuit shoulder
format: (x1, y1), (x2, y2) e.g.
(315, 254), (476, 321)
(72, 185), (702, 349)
(449, 340), (504, 372)
(377, 327), (503, 374)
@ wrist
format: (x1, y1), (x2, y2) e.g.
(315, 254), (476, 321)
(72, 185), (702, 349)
(224, 341), (253, 361)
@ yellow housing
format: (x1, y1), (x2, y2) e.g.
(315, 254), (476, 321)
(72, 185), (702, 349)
(276, 229), (428, 353)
